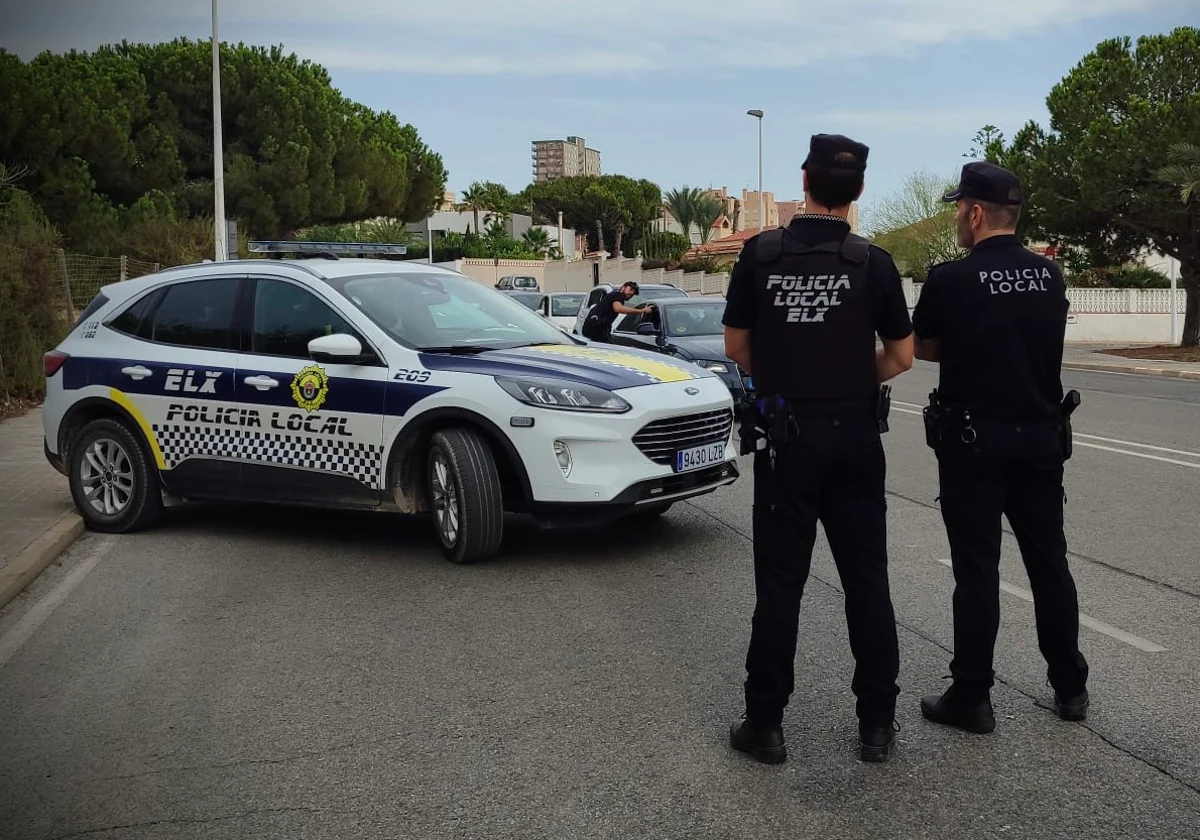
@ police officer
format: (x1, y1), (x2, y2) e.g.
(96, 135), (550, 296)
(912, 161), (1089, 734)
(722, 134), (915, 764)
(581, 281), (653, 343)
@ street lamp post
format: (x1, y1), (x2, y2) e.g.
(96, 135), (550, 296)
(1170, 256), (1179, 344)
(747, 110), (763, 231)
(211, 0), (227, 261)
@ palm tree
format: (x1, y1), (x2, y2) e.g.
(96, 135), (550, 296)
(1157, 141), (1200, 205)
(484, 219), (507, 240)
(664, 187), (702, 244)
(521, 226), (554, 257)
(459, 182), (487, 235)
(693, 194), (724, 245)
(360, 218), (415, 245)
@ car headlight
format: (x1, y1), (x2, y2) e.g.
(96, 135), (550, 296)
(495, 376), (631, 413)
(695, 360), (729, 374)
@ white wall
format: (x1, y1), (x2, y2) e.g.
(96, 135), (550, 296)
(907, 285), (1187, 344)
(1064, 314), (1179, 344)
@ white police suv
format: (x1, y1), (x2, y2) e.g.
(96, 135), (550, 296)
(42, 242), (739, 563)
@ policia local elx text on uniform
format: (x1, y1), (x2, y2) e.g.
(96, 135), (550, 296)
(721, 134), (915, 765)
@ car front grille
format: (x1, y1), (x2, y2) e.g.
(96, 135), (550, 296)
(632, 409), (734, 465)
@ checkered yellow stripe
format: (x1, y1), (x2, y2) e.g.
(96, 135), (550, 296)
(524, 345), (697, 383)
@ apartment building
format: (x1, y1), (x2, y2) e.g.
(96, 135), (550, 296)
(532, 136), (601, 183)
(740, 189), (779, 230)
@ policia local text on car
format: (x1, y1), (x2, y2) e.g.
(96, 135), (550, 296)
(721, 134), (915, 765)
(912, 161), (1090, 735)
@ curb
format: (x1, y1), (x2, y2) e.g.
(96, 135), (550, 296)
(0, 512), (85, 611)
(1063, 362), (1200, 380)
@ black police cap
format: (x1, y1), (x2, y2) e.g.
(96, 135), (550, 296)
(801, 134), (869, 173)
(943, 161), (1024, 205)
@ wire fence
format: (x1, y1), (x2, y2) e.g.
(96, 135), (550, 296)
(56, 250), (162, 314)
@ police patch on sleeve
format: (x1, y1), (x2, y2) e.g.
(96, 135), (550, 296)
(291, 364), (329, 413)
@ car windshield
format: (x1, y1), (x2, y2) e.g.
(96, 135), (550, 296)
(549, 294), (585, 316)
(330, 271), (574, 351)
(664, 302), (726, 337)
(507, 292), (542, 310)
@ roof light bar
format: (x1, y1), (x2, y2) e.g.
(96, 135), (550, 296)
(247, 240), (409, 256)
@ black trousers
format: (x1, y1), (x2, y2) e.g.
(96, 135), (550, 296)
(581, 316), (612, 343)
(935, 419), (1089, 701)
(744, 415), (900, 727)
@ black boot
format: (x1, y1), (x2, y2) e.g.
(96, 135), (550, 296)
(858, 721), (897, 763)
(920, 688), (996, 734)
(730, 716), (786, 764)
(1054, 689), (1089, 721)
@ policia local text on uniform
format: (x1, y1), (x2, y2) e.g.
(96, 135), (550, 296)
(721, 134), (915, 765)
(913, 161), (1089, 735)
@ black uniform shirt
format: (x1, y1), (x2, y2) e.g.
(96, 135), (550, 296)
(723, 216), (913, 395)
(912, 234), (1068, 421)
(592, 289), (627, 332)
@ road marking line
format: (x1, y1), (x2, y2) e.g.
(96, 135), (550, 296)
(1069, 441), (1200, 469)
(933, 558), (1167, 653)
(0, 535), (117, 670)
(891, 404), (1200, 469)
(1073, 433), (1200, 459)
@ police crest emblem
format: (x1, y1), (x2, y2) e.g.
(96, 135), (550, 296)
(290, 364), (329, 413)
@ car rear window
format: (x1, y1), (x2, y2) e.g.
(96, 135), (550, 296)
(72, 294), (109, 327)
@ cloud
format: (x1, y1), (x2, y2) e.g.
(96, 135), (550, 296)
(813, 108), (1036, 132)
(2, 0), (1172, 75)
(285, 44), (656, 76)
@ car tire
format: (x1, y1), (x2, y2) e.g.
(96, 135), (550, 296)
(68, 418), (163, 533)
(427, 429), (504, 564)
(631, 501), (673, 519)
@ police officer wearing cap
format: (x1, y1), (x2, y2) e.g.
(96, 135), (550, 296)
(913, 161), (1090, 735)
(722, 134), (914, 764)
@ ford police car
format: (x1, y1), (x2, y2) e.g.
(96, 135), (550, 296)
(42, 242), (739, 564)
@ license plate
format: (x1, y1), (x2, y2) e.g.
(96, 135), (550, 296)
(675, 441), (727, 473)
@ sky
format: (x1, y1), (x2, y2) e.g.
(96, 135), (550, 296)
(3, 0), (1197, 230)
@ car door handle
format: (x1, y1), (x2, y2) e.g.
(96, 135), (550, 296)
(243, 375), (279, 390)
(121, 365), (152, 379)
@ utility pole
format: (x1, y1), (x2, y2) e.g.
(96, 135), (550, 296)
(747, 110), (764, 231)
(211, 0), (227, 261)
(1170, 256), (1179, 344)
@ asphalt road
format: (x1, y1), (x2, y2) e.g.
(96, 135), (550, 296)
(1, 362), (1198, 840)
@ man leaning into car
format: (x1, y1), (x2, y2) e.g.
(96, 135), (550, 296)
(581, 281), (654, 343)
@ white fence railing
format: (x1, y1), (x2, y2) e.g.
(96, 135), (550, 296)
(910, 283), (1185, 314)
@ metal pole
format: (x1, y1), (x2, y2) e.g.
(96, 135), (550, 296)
(1170, 257), (1179, 344)
(757, 117), (763, 231)
(747, 110), (764, 231)
(211, 0), (227, 261)
(427, 215), (433, 263)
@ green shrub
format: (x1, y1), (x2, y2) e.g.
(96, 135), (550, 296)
(638, 231), (691, 263)
(0, 180), (69, 401)
(1066, 265), (1171, 288)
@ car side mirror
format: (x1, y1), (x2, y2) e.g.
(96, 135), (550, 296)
(309, 333), (371, 364)
(636, 322), (659, 336)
